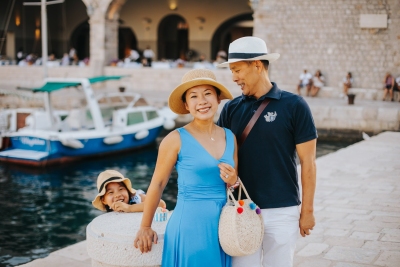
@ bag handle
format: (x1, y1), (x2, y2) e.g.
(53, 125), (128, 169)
(237, 98), (270, 147)
(226, 179), (253, 207)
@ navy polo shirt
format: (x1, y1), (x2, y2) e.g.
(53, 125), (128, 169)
(217, 82), (317, 209)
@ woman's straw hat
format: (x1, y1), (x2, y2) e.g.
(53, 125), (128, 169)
(168, 69), (233, 114)
(92, 170), (136, 211)
(217, 36), (280, 68)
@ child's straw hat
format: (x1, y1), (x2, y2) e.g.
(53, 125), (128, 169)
(92, 170), (136, 211)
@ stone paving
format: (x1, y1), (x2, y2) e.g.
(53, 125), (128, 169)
(294, 131), (400, 267)
(18, 131), (400, 267)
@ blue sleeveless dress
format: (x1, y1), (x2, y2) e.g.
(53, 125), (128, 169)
(161, 127), (233, 267)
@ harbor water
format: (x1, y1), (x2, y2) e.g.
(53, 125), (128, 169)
(0, 138), (354, 267)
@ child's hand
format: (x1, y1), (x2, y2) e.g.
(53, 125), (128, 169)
(159, 199), (167, 209)
(110, 201), (131, 212)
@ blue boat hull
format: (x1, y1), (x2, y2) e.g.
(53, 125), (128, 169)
(0, 126), (163, 166)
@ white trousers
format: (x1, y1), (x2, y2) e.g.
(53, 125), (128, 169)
(232, 206), (300, 267)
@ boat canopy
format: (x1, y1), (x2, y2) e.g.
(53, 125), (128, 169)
(30, 76), (126, 93)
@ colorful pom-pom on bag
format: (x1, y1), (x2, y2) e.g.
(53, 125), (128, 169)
(218, 179), (264, 256)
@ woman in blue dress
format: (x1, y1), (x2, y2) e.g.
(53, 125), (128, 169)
(134, 69), (238, 267)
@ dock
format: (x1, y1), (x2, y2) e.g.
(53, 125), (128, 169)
(18, 131), (400, 267)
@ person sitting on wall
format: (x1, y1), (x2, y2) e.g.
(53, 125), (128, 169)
(394, 75), (400, 102)
(382, 72), (395, 101)
(310, 70), (325, 97)
(129, 49), (141, 63)
(143, 46), (154, 67)
(341, 72), (353, 98)
(297, 69), (313, 96)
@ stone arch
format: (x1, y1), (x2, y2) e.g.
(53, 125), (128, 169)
(157, 14), (189, 60)
(211, 13), (253, 61)
(70, 20), (137, 60)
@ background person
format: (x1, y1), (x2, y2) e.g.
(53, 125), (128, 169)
(310, 70), (325, 97)
(217, 36), (317, 267)
(382, 72), (395, 101)
(297, 69), (313, 96)
(143, 45), (154, 67)
(134, 69), (236, 267)
(394, 75), (400, 102)
(341, 72), (353, 97)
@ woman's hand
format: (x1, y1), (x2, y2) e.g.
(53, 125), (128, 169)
(218, 163), (237, 185)
(134, 227), (158, 253)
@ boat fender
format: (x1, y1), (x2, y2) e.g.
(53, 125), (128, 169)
(163, 119), (175, 130)
(135, 130), (149, 140)
(60, 138), (84, 149)
(103, 135), (123, 145)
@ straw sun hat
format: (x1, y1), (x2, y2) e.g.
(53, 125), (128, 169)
(217, 36), (280, 68)
(168, 69), (233, 115)
(92, 170), (136, 211)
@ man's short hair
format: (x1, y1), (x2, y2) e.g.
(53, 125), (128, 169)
(246, 60), (269, 71)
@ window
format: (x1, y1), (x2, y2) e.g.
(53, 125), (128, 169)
(146, 111), (158, 120)
(127, 111), (144, 125)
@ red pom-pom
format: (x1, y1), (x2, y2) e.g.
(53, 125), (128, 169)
(237, 207), (243, 214)
(238, 200), (245, 206)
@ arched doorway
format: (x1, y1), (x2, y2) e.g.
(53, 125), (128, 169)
(211, 13), (253, 61)
(70, 20), (89, 60)
(70, 21), (137, 60)
(157, 15), (189, 60)
(118, 27), (138, 59)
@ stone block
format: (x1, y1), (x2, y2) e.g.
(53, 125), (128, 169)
(324, 229), (351, 237)
(333, 262), (376, 267)
(377, 108), (399, 122)
(374, 251), (400, 267)
(363, 240), (400, 251)
(50, 241), (90, 262)
(324, 246), (380, 264)
(296, 243), (330, 257)
(296, 258), (332, 267)
(324, 206), (370, 215)
(324, 236), (364, 248)
(17, 254), (91, 267)
(349, 231), (380, 241)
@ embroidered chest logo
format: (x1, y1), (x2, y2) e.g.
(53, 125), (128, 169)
(264, 112), (277, 122)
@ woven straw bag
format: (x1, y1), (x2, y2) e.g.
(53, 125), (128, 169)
(218, 180), (264, 256)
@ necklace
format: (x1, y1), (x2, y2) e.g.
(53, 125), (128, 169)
(192, 123), (216, 141)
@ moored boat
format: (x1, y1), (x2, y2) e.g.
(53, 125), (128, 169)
(0, 76), (176, 166)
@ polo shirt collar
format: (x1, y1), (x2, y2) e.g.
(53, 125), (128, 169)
(241, 82), (282, 101)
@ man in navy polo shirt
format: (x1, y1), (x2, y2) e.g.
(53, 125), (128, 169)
(217, 36), (317, 267)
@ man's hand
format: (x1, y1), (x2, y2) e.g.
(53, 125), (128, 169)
(299, 210), (315, 237)
(110, 201), (131, 212)
(134, 227), (158, 253)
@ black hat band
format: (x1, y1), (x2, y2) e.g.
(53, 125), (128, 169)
(228, 52), (267, 59)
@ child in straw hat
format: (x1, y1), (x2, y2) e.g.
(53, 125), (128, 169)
(92, 170), (165, 212)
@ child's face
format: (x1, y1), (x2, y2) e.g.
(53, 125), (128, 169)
(101, 182), (130, 209)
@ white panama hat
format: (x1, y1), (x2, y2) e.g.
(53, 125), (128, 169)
(217, 36), (280, 68)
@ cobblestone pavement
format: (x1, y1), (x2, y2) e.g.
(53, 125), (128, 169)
(294, 131), (400, 267)
(19, 132), (400, 267)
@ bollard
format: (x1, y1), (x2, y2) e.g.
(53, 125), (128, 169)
(86, 212), (171, 267)
(347, 94), (356, 105)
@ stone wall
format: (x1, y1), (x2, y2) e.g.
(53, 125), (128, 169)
(254, 0), (400, 90)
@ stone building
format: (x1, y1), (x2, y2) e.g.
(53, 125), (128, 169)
(0, 0), (399, 89)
